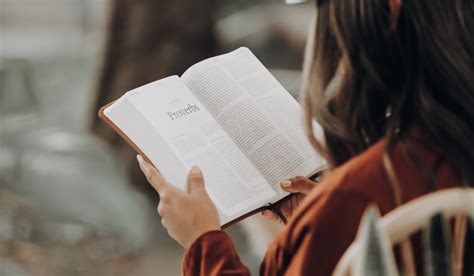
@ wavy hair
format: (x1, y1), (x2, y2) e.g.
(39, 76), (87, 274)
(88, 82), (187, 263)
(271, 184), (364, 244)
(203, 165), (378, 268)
(303, 0), (474, 187)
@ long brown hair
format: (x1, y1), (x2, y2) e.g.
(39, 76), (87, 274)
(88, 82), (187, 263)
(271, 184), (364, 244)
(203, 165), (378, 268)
(303, 0), (474, 186)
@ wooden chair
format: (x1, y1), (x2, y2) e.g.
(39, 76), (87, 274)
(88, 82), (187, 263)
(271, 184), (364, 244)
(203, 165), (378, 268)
(334, 187), (474, 276)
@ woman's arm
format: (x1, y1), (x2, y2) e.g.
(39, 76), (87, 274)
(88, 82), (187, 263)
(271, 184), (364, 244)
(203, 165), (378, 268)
(183, 231), (250, 275)
(260, 187), (372, 275)
(137, 153), (371, 275)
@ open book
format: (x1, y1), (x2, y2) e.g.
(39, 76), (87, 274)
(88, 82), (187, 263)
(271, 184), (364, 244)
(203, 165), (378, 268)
(98, 47), (325, 227)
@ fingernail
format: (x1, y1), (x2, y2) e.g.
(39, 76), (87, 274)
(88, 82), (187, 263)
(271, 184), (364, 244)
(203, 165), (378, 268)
(191, 165), (201, 174)
(281, 180), (292, 188)
(137, 155), (151, 177)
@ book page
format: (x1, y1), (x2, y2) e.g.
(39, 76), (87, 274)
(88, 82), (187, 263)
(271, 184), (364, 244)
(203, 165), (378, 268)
(217, 48), (325, 161)
(104, 94), (188, 191)
(182, 48), (325, 195)
(123, 76), (277, 219)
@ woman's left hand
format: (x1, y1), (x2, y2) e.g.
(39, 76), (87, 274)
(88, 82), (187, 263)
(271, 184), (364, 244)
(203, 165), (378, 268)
(137, 155), (220, 248)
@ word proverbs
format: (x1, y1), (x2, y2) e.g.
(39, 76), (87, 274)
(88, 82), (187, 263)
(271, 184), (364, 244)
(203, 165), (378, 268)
(166, 104), (201, 120)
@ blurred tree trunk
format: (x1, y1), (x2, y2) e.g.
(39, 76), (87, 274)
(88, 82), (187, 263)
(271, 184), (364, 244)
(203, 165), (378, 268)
(90, 0), (217, 193)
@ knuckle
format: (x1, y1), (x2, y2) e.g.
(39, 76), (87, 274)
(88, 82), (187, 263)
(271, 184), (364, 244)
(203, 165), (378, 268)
(157, 204), (166, 216)
(294, 176), (306, 183)
(146, 172), (155, 183)
(190, 174), (203, 183)
(160, 191), (171, 203)
(192, 179), (204, 189)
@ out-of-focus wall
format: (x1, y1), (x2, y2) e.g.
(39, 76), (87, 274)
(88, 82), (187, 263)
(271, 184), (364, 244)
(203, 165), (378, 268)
(1, 0), (110, 130)
(0, 1), (164, 275)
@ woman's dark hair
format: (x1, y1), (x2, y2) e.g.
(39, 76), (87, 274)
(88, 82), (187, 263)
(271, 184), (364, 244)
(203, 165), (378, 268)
(303, 0), (474, 186)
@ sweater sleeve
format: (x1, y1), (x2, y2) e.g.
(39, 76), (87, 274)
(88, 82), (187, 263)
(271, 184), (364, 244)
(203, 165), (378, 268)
(260, 188), (372, 275)
(182, 230), (251, 276)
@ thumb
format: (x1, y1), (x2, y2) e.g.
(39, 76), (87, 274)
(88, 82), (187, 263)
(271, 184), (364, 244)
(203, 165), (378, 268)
(281, 176), (316, 195)
(187, 165), (206, 195)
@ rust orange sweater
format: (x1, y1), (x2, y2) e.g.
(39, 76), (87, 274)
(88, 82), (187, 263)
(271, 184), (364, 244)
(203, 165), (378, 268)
(182, 138), (458, 275)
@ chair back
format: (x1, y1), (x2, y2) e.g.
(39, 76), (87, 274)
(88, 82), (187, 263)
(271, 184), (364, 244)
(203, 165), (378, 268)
(334, 188), (474, 276)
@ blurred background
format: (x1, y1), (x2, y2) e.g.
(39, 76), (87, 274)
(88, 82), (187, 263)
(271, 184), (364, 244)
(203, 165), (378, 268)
(0, 0), (313, 275)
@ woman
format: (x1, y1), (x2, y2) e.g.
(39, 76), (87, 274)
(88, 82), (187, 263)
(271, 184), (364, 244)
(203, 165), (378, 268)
(137, 0), (474, 274)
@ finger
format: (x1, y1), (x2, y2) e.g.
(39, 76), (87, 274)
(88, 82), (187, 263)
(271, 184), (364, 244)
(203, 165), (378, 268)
(261, 210), (282, 223)
(157, 203), (167, 217)
(262, 210), (276, 220)
(187, 165), (206, 195)
(261, 210), (274, 219)
(137, 155), (167, 193)
(281, 176), (316, 195)
(161, 218), (168, 229)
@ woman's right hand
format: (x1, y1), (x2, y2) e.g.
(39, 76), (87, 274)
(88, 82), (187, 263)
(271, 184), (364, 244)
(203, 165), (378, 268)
(261, 176), (318, 223)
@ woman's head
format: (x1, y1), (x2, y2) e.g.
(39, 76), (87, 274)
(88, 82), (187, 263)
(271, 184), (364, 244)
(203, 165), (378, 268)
(303, 0), (474, 184)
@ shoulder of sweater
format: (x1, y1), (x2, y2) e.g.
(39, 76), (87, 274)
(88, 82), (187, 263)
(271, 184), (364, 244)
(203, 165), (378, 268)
(319, 138), (389, 195)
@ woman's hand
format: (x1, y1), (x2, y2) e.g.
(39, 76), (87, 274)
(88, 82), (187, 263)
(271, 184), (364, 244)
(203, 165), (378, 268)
(137, 155), (220, 248)
(261, 176), (317, 223)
